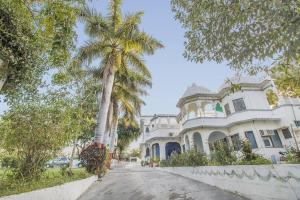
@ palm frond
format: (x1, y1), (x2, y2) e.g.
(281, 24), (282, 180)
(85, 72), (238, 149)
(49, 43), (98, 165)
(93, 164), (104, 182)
(126, 52), (151, 78)
(109, 0), (122, 30)
(79, 6), (109, 38)
(116, 12), (144, 38)
(128, 31), (164, 55)
(75, 40), (110, 66)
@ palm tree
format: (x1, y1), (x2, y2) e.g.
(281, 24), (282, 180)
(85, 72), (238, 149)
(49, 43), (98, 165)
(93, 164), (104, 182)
(107, 68), (151, 155)
(75, 0), (163, 148)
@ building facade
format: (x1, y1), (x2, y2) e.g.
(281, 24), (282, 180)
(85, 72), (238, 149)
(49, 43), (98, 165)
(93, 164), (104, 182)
(140, 77), (300, 162)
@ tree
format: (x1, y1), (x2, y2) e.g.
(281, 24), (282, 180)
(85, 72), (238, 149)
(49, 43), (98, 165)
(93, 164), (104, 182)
(75, 0), (163, 148)
(107, 67), (151, 155)
(52, 67), (99, 174)
(116, 118), (140, 160)
(171, 0), (300, 72)
(271, 59), (300, 97)
(0, 92), (76, 181)
(0, 0), (82, 97)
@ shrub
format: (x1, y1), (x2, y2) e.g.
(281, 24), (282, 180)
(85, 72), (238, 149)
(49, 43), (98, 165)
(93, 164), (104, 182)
(161, 151), (208, 167)
(283, 147), (300, 164)
(237, 156), (271, 165)
(0, 102), (75, 181)
(79, 144), (107, 178)
(237, 140), (271, 165)
(186, 151), (208, 166)
(150, 157), (160, 164)
(210, 141), (237, 165)
(159, 160), (170, 167)
(0, 155), (18, 169)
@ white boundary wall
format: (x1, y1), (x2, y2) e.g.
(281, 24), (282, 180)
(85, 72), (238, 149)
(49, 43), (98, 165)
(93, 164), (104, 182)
(159, 164), (300, 200)
(0, 176), (97, 200)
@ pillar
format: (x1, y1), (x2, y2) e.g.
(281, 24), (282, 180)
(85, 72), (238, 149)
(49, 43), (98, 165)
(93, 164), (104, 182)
(159, 141), (166, 160)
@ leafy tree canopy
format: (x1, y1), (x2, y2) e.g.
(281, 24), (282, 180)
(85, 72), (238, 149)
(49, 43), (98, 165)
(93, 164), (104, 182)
(0, 0), (82, 96)
(116, 118), (140, 156)
(0, 90), (77, 180)
(171, 0), (300, 72)
(271, 58), (300, 97)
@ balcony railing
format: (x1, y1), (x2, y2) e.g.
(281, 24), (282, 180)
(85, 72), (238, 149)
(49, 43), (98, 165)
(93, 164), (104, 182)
(149, 124), (179, 132)
(144, 124), (180, 141)
(182, 109), (280, 130)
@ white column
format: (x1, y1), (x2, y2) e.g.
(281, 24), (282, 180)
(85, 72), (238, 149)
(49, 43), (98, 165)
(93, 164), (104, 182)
(159, 141), (166, 160)
(202, 132), (211, 155)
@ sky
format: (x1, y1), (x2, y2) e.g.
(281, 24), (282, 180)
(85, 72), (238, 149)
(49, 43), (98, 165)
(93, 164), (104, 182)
(0, 0), (235, 115)
(97, 0), (234, 115)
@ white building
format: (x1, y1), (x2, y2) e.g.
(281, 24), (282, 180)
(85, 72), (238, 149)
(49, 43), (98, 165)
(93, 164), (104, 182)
(140, 77), (300, 162)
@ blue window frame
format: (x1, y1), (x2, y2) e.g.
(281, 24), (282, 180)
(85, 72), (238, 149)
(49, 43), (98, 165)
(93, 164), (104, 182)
(271, 130), (283, 148)
(245, 131), (258, 149)
(152, 143), (160, 158)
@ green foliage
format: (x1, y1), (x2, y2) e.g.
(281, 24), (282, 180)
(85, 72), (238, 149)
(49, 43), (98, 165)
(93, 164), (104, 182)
(237, 156), (272, 165)
(75, 0), (163, 147)
(225, 78), (242, 93)
(271, 59), (300, 98)
(210, 142), (237, 165)
(0, 168), (91, 197)
(266, 90), (279, 108)
(161, 151), (208, 167)
(237, 140), (271, 165)
(0, 0), (82, 96)
(130, 148), (141, 158)
(150, 157), (160, 164)
(159, 141), (272, 167)
(159, 160), (169, 167)
(283, 147), (300, 164)
(171, 0), (300, 71)
(116, 118), (140, 159)
(0, 92), (77, 181)
(0, 155), (18, 169)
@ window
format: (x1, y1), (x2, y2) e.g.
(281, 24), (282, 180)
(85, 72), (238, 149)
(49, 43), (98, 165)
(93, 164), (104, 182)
(145, 127), (149, 133)
(260, 130), (283, 148)
(245, 131), (258, 149)
(263, 138), (272, 147)
(295, 121), (300, 127)
(152, 144), (160, 158)
(232, 98), (246, 112)
(282, 128), (292, 139)
(231, 134), (241, 151)
(145, 148), (150, 157)
(224, 103), (231, 116)
(271, 130), (283, 148)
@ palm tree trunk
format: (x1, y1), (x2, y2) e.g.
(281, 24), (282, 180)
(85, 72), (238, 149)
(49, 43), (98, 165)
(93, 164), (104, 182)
(109, 119), (118, 154)
(94, 65), (115, 147)
(104, 102), (114, 145)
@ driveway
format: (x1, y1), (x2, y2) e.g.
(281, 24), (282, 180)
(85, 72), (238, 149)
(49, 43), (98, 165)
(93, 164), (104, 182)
(78, 166), (246, 200)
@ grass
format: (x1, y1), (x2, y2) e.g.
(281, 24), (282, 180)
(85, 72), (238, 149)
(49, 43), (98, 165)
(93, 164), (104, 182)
(0, 168), (93, 197)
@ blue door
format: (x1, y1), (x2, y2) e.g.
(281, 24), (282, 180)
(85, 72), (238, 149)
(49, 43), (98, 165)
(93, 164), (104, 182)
(165, 142), (181, 159)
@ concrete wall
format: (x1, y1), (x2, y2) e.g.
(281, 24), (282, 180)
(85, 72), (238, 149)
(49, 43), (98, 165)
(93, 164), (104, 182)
(159, 164), (300, 200)
(0, 176), (97, 200)
(221, 90), (271, 113)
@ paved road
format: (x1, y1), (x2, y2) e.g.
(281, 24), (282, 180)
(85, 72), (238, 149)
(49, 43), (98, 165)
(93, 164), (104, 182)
(78, 167), (247, 200)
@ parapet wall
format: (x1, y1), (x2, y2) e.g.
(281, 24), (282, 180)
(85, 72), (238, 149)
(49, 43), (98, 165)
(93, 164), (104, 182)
(159, 164), (300, 200)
